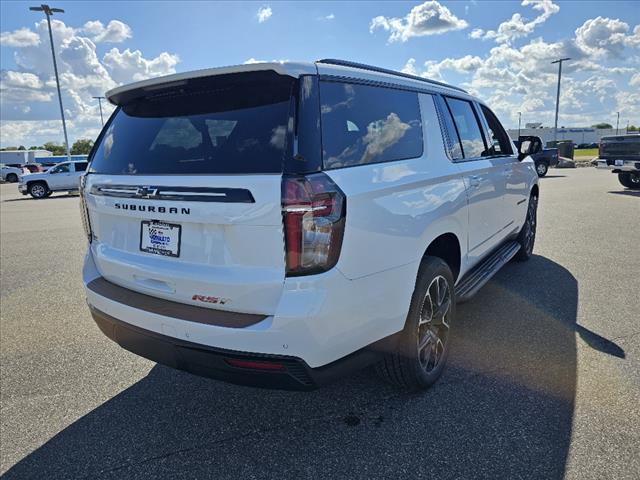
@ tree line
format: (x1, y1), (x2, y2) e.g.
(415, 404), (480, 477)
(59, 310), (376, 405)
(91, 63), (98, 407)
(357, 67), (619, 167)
(0, 139), (94, 155)
(591, 123), (638, 130)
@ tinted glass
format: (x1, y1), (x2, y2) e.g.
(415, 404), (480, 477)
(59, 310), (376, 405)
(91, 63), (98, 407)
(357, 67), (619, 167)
(75, 162), (88, 171)
(51, 163), (70, 173)
(89, 72), (294, 175)
(319, 81), (423, 169)
(445, 97), (486, 159)
(436, 96), (463, 160)
(480, 105), (513, 155)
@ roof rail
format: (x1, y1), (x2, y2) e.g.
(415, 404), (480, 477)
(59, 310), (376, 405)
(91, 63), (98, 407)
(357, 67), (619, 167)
(316, 59), (467, 93)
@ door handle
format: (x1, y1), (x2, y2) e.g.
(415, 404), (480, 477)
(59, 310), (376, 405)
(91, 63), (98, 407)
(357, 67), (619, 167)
(469, 176), (480, 187)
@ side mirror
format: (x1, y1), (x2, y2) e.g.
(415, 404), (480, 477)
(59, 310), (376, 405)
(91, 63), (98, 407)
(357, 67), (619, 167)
(517, 137), (542, 160)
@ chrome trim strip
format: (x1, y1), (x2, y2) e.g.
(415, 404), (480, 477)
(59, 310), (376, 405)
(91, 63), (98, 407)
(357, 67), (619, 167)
(90, 184), (255, 203)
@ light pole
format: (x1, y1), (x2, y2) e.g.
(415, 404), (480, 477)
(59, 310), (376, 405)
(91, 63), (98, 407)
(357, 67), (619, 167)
(30, 4), (70, 161)
(615, 112), (620, 135)
(93, 96), (105, 126)
(517, 111), (522, 138)
(551, 57), (570, 144)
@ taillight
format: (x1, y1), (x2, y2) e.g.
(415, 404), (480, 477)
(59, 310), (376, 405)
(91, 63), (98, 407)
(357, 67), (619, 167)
(79, 174), (92, 243)
(598, 143), (603, 158)
(282, 173), (346, 276)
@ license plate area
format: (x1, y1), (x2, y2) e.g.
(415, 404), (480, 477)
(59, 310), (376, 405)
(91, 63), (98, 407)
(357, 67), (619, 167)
(140, 220), (181, 257)
(615, 159), (624, 166)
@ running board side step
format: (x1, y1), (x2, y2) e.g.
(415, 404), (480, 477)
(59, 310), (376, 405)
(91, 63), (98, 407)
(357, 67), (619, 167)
(455, 241), (521, 303)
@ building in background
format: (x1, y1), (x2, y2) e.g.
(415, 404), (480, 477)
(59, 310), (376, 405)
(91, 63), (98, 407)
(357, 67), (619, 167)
(507, 127), (635, 145)
(0, 150), (52, 164)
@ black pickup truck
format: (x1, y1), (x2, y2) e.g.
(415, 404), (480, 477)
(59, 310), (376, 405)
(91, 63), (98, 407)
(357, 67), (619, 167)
(596, 135), (640, 189)
(514, 136), (559, 177)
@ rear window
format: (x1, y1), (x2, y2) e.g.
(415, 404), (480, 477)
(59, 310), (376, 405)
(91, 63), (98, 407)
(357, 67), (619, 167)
(319, 81), (423, 169)
(89, 72), (295, 175)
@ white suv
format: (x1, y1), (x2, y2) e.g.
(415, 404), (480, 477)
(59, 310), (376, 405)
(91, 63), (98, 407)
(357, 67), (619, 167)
(81, 60), (539, 390)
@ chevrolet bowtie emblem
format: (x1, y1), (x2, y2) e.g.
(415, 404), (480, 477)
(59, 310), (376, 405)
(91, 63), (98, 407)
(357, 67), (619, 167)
(136, 186), (159, 198)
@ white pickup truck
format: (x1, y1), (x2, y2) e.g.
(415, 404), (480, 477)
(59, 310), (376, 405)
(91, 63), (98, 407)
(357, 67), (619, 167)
(1, 164), (28, 183)
(18, 160), (88, 198)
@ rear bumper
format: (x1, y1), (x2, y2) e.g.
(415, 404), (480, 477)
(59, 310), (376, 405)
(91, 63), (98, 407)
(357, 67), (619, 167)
(83, 249), (416, 386)
(596, 159), (640, 172)
(90, 304), (380, 390)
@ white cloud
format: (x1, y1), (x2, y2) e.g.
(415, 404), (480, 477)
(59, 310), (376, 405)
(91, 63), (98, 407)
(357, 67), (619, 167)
(103, 48), (179, 83)
(257, 6), (272, 23)
(406, 15), (640, 128)
(370, 1), (468, 43)
(1, 71), (43, 90)
(243, 58), (287, 64)
(0, 27), (41, 47)
(402, 55), (483, 81)
(82, 20), (132, 43)
(0, 70), (52, 103)
(470, 0), (559, 44)
(321, 13), (335, 21)
(0, 18), (179, 148)
(575, 16), (632, 57)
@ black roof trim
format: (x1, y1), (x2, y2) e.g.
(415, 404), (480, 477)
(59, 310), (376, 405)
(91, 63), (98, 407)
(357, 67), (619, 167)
(316, 59), (467, 93)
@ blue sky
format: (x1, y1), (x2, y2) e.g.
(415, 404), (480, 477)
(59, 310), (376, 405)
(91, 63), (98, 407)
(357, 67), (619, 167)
(1, 1), (639, 147)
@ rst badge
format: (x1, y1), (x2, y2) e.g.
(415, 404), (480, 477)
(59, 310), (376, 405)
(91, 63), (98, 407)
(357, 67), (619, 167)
(192, 294), (230, 305)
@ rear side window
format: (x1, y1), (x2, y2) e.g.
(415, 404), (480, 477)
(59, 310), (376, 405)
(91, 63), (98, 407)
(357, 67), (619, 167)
(89, 72), (295, 175)
(444, 97), (487, 159)
(480, 105), (513, 155)
(319, 81), (423, 169)
(75, 162), (88, 171)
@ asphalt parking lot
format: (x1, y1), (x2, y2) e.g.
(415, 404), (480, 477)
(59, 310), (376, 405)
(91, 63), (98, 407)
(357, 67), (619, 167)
(1, 168), (638, 479)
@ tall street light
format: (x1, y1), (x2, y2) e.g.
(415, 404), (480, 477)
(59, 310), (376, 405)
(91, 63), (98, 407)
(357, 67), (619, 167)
(616, 111), (620, 135)
(93, 96), (105, 126)
(517, 111), (522, 138)
(30, 4), (70, 161)
(551, 57), (570, 144)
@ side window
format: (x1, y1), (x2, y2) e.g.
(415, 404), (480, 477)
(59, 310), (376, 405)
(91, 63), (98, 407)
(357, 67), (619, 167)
(50, 163), (70, 174)
(444, 97), (487, 159)
(74, 162), (88, 172)
(480, 105), (513, 155)
(435, 96), (463, 160)
(319, 81), (423, 169)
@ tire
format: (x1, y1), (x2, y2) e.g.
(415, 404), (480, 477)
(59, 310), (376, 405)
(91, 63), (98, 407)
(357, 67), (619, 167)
(513, 194), (538, 262)
(6, 173), (18, 183)
(536, 162), (548, 177)
(28, 182), (49, 199)
(618, 172), (640, 189)
(375, 257), (455, 391)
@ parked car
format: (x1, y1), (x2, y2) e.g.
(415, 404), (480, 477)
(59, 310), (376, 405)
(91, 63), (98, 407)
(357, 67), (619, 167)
(514, 136), (558, 176)
(18, 160), (88, 198)
(81, 60), (539, 391)
(596, 134), (640, 189)
(1, 164), (28, 183)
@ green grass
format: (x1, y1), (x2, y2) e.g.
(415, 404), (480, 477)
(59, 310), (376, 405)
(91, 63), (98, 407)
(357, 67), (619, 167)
(574, 148), (598, 157)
